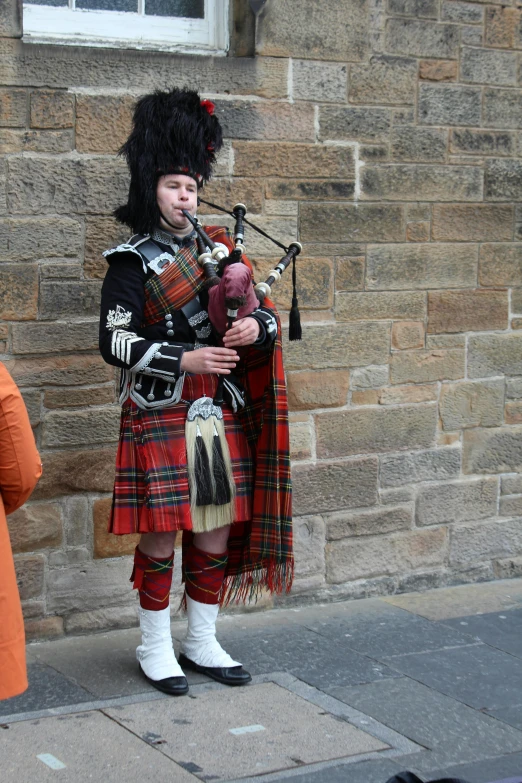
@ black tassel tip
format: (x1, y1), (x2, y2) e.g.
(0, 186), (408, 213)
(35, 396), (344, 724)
(194, 435), (213, 507)
(211, 435), (231, 506)
(289, 297), (302, 342)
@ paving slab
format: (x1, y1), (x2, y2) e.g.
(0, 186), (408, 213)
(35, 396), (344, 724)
(383, 643), (522, 712)
(383, 579), (522, 621)
(328, 677), (522, 767)
(486, 704), (522, 732)
(220, 626), (400, 689)
(303, 603), (474, 658)
(254, 757), (406, 783)
(440, 608), (522, 659)
(415, 751), (522, 782)
(0, 710), (195, 783)
(105, 681), (388, 780)
(0, 663), (93, 720)
(30, 626), (207, 698)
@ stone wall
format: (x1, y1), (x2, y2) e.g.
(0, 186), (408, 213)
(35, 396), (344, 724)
(2, 0), (522, 639)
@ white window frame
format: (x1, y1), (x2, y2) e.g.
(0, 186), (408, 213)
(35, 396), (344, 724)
(23, 0), (228, 54)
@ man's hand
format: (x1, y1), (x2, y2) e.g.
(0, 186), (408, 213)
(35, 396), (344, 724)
(180, 347), (239, 375)
(222, 317), (260, 348)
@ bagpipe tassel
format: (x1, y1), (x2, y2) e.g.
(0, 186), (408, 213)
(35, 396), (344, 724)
(185, 399), (236, 533)
(288, 255), (302, 342)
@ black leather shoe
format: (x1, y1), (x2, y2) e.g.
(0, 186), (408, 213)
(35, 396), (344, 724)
(178, 653), (252, 686)
(139, 664), (189, 696)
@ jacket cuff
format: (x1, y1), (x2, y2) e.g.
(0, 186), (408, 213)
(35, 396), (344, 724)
(131, 342), (185, 381)
(249, 308), (278, 349)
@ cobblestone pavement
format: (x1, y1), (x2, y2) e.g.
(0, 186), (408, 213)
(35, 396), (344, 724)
(2, 580), (522, 783)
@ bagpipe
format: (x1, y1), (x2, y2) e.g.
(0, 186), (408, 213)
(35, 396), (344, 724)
(179, 198), (302, 534)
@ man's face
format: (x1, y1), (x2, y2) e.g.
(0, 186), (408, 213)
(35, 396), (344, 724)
(156, 173), (198, 237)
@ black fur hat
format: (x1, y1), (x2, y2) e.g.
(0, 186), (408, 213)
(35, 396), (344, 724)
(114, 88), (223, 235)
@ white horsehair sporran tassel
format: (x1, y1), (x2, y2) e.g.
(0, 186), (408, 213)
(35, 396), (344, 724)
(185, 395), (236, 533)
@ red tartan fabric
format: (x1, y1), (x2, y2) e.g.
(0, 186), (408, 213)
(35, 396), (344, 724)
(131, 546), (174, 610)
(109, 374), (253, 534)
(184, 546), (228, 605)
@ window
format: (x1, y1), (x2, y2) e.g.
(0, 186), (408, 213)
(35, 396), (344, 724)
(23, 0), (228, 53)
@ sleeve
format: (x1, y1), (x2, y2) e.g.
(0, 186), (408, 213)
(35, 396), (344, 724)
(99, 254), (193, 382)
(249, 306), (278, 350)
(0, 363), (42, 515)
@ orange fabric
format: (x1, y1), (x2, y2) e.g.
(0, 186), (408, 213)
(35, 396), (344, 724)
(0, 362), (42, 701)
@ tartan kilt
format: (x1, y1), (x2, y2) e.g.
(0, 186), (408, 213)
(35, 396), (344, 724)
(109, 374), (253, 534)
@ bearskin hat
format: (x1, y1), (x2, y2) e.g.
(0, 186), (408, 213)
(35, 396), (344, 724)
(114, 88), (223, 235)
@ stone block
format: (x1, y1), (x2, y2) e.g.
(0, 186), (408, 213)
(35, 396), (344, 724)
(426, 334), (466, 349)
(39, 281), (102, 319)
(366, 244), (478, 290)
(336, 291), (426, 321)
(352, 390), (380, 405)
(33, 447), (116, 500)
(438, 432), (461, 446)
(265, 179), (354, 201)
(42, 407), (121, 448)
(12, 321), (98, 355)
(442, 2), (484, 23)
(199, 178), (264, 215)
(0, 0), (21, 38)
(468, 333), (522, 378)
(7, 156), (129, 215)
(388, 0), (438, 18)
(284, 322), (390, 370)
(385, 19), (459, 58)
(407, 204), (431, 221)
(507, 378), (522, 400)
(335, 257), (365, 291)
(351, 365), (389, 390)
(349, 55), (417, 105)
(293, 516), (326, 579)
(292, 60), (348, 103)
(319, 106), (391, 143)
(512, 318), (522, 330)
(451, 129), (515, 156)
(391, 349), (465, 384)
(84, 214), (129, 279)
(480, 245), (522, 286)
(4, 355), (113, 389)
(287, 369), (349, 411)
(360, 145), (389, 162)
(416, 478), (498, 527)
(300, 203), (404, 243)
(315, 404), (437, 458)
(428, 290), (509, 333)
(500, 495), (522, 517)
(485, 158), (522, 200)
(513, 290), (522, 313)
(45, 385), (116, 409)
(15, 554), (45, 601)
(502, 475), (522, 495)
(419, 60), (457, 81)
(325, 504), (413, 540)
(380, 446), (461, 487)
(7, 503), (63, 553)
(46, 558), (136, 613)
(361, 164), (482, 201)
(93, 497), (139, 559)
(393, 108), (415, 124)
(292, 457), (378, 515)
(485, 6), (522, 49)
(255, 0), (369, 62)
(253, 257), (332, 310)
(463, 426), (522, 473)
(494, 556), (522, 580)
(460, 25), (483, 45)
(264, 200), (298, 217)
(460, 47), (517, 87)
(326, 526), (447, 582)
(392, 321), (425, 349)
(450, 518), (522, 566)
(432, 204), (513, 241)
(379, 384), (438, 405)
(0, 264), (38, 321)
(64, 496), (89, 547)
(440, 379), (505, 430)
(483, 89), (522, 129)
(233, 141), (355, 180)
(505, 402), (522, 425)
(0, 89), (25, 128)
(419, 84), (481, 126)
(391, 126), (448, 162)
(0, 128), (73, 154)
(75, 94), (132, 154)
(233, 215), (297, 257)
(64, 605), (138, 634)
(215, 99), (314, 142)
(30, 90), (74, 128)
(20, 390), (41, 428)
(25, 617), (64, 641)
(0, 216), (82, 261)
(289, 418), (312, 461)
